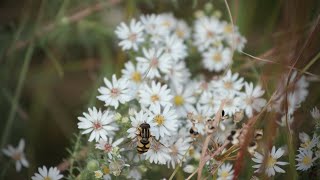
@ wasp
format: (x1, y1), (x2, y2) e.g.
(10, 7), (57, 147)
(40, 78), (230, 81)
(136, 123), (152, 154)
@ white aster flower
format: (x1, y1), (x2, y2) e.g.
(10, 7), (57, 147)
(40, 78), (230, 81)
(139, 81), (173, 109)
(298, 132), (319, 150)
(31, 166), (63, 180)
(136, 48), (171, 79)
(77, 107), (118, 142)
(163, 35), (187, 62)
(202, 47), (232, 72)
(287, 71), (309, 103)
(183, 164), (195, 173)
(199, 91), (219, 112)
(311, 106), (320, 120)
(95, 138), (124, 159)
(94, 170), (104, 179)
(127, 168), (142, 180)
(215, 93), (242, 116)
(164, 61), (191, 87)
(121, 61), (144, 97)
(240, 82), (267, 117)
(149, 104), (179, 140)
(171, 85), (196, 117)
(144, 140), (171, 165)
(252, 146), (288, 177)
(187, 104), (215, 135)
(140, 14), (169, 44)
(163, 137), (192, 168)
(174, 20), (191, 40)
(159, 13), (177, 31)
(97, 74), (132, 109)
(278, 113), (294, 127)
(2, 139), (29, 172)
(127, 109), (155, 139)
(296, 149), (317, 171)
(217, 163), (234, 180)
(216, 70), (244, 95)
(193, 16), (223, 52)
(115, 19), (144, 51)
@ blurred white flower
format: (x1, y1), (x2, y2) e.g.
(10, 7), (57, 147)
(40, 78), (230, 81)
(252, 146), (288, 177)
(240, 82), (267, 117)
(296, 149), (317, 171)
(127, 168), (142, 180)
(164, 61), (191, 87)
(139, 81), (173, 109)
(159, 13), (177, 31)
(193, 16), (223, 52)
(311, 106), (320, 120)
(140, 14), (169, 44)
(97, 74), (132, 109)
(31, 166), (63, 180)
(215, 93), (242, 116)
(144, 140), (171, 165)
(115, 19), (144, 51)
(95, 138), (124, 159)
(165, 137), (192, 168)
(136, 48), (172, 79)
(94, 170), (104, 179)
(217, 163), (234, 180)
(298, 132), (319, 150)
(163, 35), (187, 62)
(183, 164), (195, 173)
(174, 20), (191, 40)
(187, 103), (214, 135)
(2, 139), (29, 172)
(77, 107), (118, 142)
(202, 47), (232, 72)
(216, 70), (244, 95)
(121, 61), (145, 97)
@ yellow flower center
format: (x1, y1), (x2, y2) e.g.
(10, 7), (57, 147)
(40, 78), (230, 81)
(162, 21), (171, 27)
(224, 24), (233, 34)
(131, 71), (141, 82)
(44, 177), (52, 180)
(174, 95), (184, 106)
(151, 94), (160, 102)
(266, 156), (276, 168)
(301, 141), (311, 148)
(175, 29), (185, 38)
(103, 166), (110, 174)
(188, 148), (195, 156)
(154, 115), (165, 125)
(221, 171), (230, 178)
(302, 156), (312, 165)
(212, 53), (222, 62)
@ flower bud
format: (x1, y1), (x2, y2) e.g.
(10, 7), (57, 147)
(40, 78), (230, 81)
(86, 159), (99, 171)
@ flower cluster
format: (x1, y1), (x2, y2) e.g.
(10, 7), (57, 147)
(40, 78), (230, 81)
(73, 11), (269, 179)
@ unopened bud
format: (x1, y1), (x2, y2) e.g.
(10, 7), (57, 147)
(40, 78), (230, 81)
(86, 159), (99, 171)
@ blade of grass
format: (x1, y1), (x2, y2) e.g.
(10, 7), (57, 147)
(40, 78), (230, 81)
(0, 43), (34, 149)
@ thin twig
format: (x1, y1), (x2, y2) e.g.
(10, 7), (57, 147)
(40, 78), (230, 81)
(197, 101), (225, 180)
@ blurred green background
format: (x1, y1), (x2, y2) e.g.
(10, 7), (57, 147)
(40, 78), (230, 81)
(1, 0), (320, 179)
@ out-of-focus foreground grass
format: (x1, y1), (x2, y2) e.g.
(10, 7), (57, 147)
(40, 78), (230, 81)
(0, 0), (320, 179)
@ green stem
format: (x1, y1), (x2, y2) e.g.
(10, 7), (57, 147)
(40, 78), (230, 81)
(0, 44), (34, 149)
